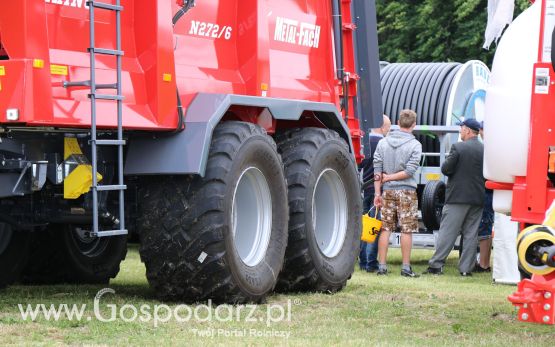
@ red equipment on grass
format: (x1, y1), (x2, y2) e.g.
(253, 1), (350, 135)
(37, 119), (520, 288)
(0, 0), (383, 303)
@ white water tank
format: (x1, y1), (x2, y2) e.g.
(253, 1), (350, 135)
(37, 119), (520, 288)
(484, 1), (539, 183)
(483, 1), (541, 213)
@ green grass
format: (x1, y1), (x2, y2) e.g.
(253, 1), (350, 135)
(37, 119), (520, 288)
(1, 245), (555, 346)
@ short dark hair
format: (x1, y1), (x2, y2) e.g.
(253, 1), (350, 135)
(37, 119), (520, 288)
(399, 109), (417, 128)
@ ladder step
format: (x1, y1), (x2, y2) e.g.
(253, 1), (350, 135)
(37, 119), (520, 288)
(95, 83), (118, 90)
(90, 94), (124, 101)
(89, 48), (124, 56)
(87, 1), (123, 11)
(95, 139), (126, 146)
(96, 185), (127, 192)
(88, 229), (128, 238)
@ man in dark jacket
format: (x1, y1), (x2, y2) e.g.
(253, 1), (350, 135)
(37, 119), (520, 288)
(359, 115), (390, 272)
(425, 118), (485, 276)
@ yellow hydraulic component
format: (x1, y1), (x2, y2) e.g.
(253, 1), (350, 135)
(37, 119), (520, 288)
(63, 137), (102, 200)
(517, 225), (555, 276)
(543, 200), (555, 228)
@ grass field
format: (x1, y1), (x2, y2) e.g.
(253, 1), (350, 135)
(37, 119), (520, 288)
(1, 245), (555, 346)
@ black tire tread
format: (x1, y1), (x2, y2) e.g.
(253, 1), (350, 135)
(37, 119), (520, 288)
(276, 128), (358, 293)
(22, 226), (127, 284)
(138, 121), (285, 303)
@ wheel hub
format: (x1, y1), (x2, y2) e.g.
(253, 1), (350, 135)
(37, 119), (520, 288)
(312, 169), (348, 258)
(70, 226), (109, 257)
(232, 167), (272, 267)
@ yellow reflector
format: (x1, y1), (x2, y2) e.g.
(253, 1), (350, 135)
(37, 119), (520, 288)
(33, 59), (45, 69)
(261, 83), (269, 91)
(63, 138), (103, 200)
(425, 173), (441, 181)
(0, 66), (5, 76)
(64, 165), (103, 200)
(163, 73), (172, 82)
(51, 64), (68, 76)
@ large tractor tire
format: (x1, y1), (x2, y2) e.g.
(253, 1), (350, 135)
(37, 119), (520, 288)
(276, 128), (361, 293)
(137, 121), (289, 303)
(0, 223), (30, 289)
(22, 224), (127, 284)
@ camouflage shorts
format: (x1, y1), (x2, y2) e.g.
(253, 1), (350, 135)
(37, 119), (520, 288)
(381, 189), (419, 234)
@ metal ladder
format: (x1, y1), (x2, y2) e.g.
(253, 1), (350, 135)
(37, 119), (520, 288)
(66, 0), (127, 238)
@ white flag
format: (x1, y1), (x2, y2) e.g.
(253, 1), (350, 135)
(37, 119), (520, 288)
(483, 0), (516, 49)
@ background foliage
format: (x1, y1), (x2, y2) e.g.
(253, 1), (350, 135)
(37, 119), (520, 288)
(376, 0), (532, 65)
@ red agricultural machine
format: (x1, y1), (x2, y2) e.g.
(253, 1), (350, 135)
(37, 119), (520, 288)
(484, 0), (555, 324)
(0, 0), (384, 303)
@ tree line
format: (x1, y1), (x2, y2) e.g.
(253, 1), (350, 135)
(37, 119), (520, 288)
(376, 0), (531, 66)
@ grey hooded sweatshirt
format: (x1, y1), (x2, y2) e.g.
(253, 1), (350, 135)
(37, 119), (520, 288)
(373, 130), (422, 191)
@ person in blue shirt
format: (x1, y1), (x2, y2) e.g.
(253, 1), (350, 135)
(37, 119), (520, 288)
(359, 115), (390, 272)
(476, 121), (493, 272)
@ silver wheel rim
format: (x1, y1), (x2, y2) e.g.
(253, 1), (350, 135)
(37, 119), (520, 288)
(232, 167), (272, 267)
(312, 169), (348, 258)
(0, 223), (13, 255)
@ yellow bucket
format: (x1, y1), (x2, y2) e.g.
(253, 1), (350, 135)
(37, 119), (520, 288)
(361, 207), (381, 243)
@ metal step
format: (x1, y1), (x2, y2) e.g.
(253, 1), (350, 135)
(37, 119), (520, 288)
(89, 48), (124, 56)
(91, 94), (124, 101)
(95, 139), (126, 146)
(87, 229), (128, 238)
(96, 184), (127, 192)
(87, 1), (123, 11)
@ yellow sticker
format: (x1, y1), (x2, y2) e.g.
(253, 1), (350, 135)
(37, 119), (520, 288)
(0, 80), (2, 91)
(51, 64), (68, 76)
(425, 173), (441, 181)
(0, 66), (5, 76)
(33, 59), (45, 69)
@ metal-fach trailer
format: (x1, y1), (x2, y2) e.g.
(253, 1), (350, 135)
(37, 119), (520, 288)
(0, 0), (383, 303)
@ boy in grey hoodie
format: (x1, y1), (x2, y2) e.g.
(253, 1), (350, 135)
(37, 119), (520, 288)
(373, 109), (422, 277)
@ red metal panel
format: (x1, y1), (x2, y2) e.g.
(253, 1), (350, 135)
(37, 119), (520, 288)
(0, 0), (53, 124)
(0, 0), (359, 140)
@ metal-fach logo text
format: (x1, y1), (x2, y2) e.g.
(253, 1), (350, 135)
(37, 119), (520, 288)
(274, 17), (321, 48)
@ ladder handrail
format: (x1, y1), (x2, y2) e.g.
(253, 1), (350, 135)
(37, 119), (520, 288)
(87, 0), (127, 238)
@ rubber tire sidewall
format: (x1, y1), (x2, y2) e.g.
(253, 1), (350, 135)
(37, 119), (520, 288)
(0, 224), (30, 288)
(422, 180), (445, 231)
(223, 135), (288, 297)
(61, 225), (127, 284)
(304, 141), (361, 287)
